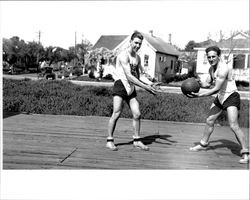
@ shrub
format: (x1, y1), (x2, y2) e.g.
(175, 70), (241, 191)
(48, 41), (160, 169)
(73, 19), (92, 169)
(162, 74), (175, 83)
(88, 70), (95, 79)
(72, 67), (83, 77)
(3, 78), (249, 127)
(162, 73), (190, 83)
(103, 74), (114, 81)
(236, 80), (249, 87)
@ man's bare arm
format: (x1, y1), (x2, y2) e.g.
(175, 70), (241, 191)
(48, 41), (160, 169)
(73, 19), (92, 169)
(119, 54), (156, 94)
(198, 68), (227, 97)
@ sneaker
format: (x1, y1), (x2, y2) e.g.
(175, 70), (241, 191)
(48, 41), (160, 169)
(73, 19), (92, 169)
(106, 138), (118, 151)
(133, 137), (149, 151)
(106, 142), (118, 151)
(190, 141), (209, 151)
(239, 154), (249, 164)
(133, 141), (149, 151)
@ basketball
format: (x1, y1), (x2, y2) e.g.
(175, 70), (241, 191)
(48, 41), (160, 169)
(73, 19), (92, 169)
(181, 78), (200, 95)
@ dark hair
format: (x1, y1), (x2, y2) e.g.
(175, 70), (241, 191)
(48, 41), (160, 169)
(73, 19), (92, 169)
(131, 31), (144, 41)
(205, 46), (221, 56)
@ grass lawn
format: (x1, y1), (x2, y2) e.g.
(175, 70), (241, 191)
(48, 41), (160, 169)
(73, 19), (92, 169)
(3, 78), (249, 127)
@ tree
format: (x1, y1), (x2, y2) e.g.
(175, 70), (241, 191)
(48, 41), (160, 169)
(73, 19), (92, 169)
(3, 36), (27, 70)
(184, 40), (201, 51)
(26, 41), (45, 70)
(2, 35), (94, 73)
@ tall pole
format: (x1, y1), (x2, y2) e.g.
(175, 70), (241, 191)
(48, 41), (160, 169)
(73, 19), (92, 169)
(75, 31), (77, 52)
(75, 31), (77, 66)
(36, 30), (41, 67)
(38, 30), (41, 45)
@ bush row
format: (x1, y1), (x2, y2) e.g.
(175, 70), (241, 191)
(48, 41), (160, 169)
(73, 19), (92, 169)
(3, 78), (249, 127)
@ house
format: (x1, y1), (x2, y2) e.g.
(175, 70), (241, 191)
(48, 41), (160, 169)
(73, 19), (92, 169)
(92, 31), (181, 81)
(178, 51), (198, 75)
(195, 31), (250, 82)
(92, 35), (128, 51)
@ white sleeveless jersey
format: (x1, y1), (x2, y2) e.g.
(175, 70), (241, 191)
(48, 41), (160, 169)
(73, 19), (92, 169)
(213, 62), (238, 104)
(112, 51), (140, 95)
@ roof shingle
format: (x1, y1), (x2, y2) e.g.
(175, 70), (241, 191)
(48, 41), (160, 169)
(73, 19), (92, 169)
(92, 35), (128, 50)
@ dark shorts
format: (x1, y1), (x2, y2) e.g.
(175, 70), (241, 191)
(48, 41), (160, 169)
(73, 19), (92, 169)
(112, 80), (137, 102)
(213, 91), (240, 110)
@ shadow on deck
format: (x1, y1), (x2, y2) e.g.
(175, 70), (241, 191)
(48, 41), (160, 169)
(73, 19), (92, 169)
(2, 113), (249, 169)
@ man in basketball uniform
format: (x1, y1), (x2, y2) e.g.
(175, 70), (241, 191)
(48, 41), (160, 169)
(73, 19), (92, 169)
(188, 46), (249, 164)
(106, 31), (157, 151)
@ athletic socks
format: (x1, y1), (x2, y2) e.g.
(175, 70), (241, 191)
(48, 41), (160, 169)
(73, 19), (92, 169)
(106, 137), (118, 151)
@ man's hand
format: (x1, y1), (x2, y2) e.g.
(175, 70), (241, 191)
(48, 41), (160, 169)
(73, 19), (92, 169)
(185, 92), (199, 98)
(145, 85), (157, 95)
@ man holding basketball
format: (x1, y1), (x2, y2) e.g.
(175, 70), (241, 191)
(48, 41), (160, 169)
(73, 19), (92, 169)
(106, 31), (157, 151)
(188, 46), (249, 164)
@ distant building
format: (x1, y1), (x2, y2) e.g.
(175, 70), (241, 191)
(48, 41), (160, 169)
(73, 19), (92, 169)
(92, 31), (180, 81)
(195, 31), (250, 82)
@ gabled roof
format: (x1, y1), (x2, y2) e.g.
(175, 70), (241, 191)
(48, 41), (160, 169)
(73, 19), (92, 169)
(198, 31), (250, 49)
(93, 33), (181, 56)
(198, 39), (216, 47)
(92, 35), (128, 50)
(142, 33), (180, 56)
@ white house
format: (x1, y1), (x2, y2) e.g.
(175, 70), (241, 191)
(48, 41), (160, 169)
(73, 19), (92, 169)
(195, 31), (250, 82)
(92, 31), (180, 81)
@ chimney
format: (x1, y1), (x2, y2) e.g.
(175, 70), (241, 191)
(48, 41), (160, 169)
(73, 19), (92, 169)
(149, 30), (154, 37)
(168, 33), (172, 44)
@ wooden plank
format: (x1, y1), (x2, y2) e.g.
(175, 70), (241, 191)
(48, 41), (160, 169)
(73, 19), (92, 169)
(3, 114), (249, 169)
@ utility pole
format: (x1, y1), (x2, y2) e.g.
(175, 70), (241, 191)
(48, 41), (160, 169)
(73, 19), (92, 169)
(36, 30), (42, 66)
(75, 32), (77, 50)
(38, 30), (41, 44)
(74, 31), (77, 66)
(36, 30), (41, 45)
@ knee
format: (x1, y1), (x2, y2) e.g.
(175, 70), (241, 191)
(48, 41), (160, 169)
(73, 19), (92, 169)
(206, 117), (215, 127)
(133, 112), (141, 120)
(111, 111), (121, 121)
(229, 122), (240, 132)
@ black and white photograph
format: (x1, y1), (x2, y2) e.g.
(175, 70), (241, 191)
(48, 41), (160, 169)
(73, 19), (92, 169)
(1, 0), (249, 200)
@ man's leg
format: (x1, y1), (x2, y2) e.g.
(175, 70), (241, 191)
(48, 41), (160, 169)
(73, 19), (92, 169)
(129, 97), (149, 150)
(227, 106), (249, 163)
(190, 104), (222, 151)
(106, 96), (123, 150)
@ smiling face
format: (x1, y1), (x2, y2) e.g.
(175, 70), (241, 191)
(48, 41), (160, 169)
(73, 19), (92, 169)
(130, 37), (142, 53)
(207, 50), (220, 67)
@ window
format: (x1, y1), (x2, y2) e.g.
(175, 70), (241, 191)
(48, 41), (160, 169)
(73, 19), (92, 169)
(233, 54), (245, 69)
(144, 55), (149, 67)
(248, 55), (250, 68)
(170, 60), (173, 70)
(164, 57), (167, 62)
(159, 56), (163, 62)
(203, 53), (208, 64)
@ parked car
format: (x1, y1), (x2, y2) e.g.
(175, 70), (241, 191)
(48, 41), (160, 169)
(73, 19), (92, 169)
(38, 67), (56, 80)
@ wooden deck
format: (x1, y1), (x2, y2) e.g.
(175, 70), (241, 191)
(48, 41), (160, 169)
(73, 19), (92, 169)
(2, 113), (249, 169)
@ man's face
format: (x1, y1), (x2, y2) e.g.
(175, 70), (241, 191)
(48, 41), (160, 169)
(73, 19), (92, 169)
(130, 37), (142, 52)
(207, 50), (220, 67)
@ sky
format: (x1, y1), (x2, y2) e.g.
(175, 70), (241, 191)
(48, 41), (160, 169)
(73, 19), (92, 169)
(0, 0), (249, 50)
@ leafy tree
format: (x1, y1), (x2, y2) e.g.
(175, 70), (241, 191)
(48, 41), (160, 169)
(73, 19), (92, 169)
(2, 35), (93, 73)
(184, 40), (201, 51)
(3, 36), (27, 70)
(26, 41), (45, 70)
